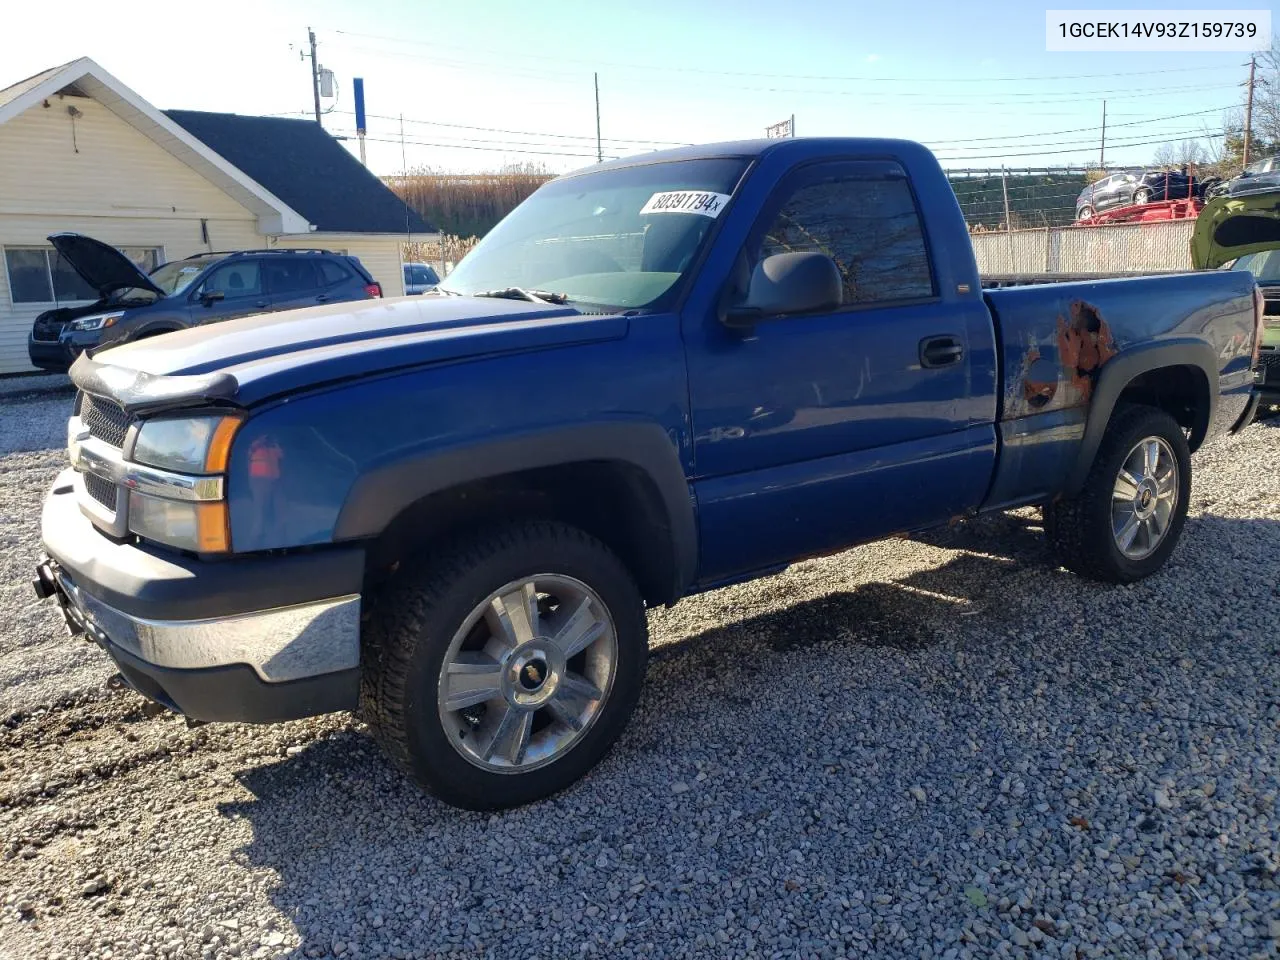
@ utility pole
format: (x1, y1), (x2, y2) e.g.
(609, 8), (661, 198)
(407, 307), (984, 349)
(1099, 100), (1106, 170)
(1244, 55), (1257, 170)
(307, 27), (322, 125)
(594, 73), (602, 163)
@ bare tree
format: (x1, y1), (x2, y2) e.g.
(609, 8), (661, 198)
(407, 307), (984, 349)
(1152, 140), (1208, 168)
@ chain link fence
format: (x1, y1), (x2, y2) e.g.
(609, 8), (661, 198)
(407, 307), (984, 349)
(971, 219), (1196, 275)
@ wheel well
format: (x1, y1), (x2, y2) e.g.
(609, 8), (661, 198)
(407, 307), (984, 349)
(134, 326), (180, 339)
(1114, 364), (1211, 451)
(363, 461), (680, 606)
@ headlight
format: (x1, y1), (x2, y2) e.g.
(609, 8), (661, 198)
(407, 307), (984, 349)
(127, 414), (241, 553)
(68, 311), (126, 332)
(133, 415), (240, 474)
(128, 491), (229, 553)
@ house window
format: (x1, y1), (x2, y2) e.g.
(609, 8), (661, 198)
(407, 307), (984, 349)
(3, 245), (164, 304)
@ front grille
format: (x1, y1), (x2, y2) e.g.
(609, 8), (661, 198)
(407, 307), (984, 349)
(32, 320), (63, 343)
(1258, 348), (1280, 370)
(83, 472), (117, 511)
(80, 394), (131, 448)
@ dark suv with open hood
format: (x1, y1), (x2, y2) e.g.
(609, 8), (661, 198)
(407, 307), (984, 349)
(28, 234), (383, 372)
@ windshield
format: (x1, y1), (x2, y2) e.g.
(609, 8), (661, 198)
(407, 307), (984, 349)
(148, 257), (219, 296)
(438, 157), (750, 311)
(406, 264), (438, 284)
(1231, 249), (1280, 284)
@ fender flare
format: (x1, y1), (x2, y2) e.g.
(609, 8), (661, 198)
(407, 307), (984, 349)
(333, 421), (698, 598)
(1065, 338), (1218, 495)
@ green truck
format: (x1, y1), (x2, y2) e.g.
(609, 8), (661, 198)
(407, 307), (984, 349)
(1192, 193), (1280, 404)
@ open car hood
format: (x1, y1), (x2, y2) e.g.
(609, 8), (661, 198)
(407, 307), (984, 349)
(48, 233), (165, 298)
(1191, 191), (1280, 269)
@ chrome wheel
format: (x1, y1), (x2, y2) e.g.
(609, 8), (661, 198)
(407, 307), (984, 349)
(1111, 436), (1178, 560)
(438, 574), (618, 774)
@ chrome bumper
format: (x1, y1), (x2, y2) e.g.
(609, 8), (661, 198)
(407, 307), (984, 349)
(37, 468), (365, 722)
(41, 559), (360, 683)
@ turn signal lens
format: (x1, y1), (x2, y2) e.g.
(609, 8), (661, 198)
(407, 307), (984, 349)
(195, 502), (231, 553)
(205, 417), (241, 473)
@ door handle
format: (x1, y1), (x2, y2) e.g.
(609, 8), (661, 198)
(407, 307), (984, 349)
(920, 335), (964, 368)
(315, 294), (330, 303)
(255, 300), (269, 308)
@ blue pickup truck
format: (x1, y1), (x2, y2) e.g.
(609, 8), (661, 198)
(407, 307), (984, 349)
(34, 138), (1261, 809)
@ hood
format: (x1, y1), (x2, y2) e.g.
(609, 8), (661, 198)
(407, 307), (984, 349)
(80, 295), (629, 408)
(49, 233), (165, 298)
(1190, 191), (1280, 269)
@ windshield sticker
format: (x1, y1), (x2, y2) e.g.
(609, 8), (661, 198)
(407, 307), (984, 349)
(640, 191), (732, 218)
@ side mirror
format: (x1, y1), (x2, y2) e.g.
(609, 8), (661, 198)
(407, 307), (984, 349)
(199, 290), (225, 306)
(723, 252), (842, 328)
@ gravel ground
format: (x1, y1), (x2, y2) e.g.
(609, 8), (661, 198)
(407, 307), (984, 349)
(1, 397), (1277, 960)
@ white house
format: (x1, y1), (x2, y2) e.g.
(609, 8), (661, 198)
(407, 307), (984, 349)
(0, 58), (435, 375)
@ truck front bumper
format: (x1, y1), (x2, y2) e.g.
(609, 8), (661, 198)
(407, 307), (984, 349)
(36, 469), (364, 723)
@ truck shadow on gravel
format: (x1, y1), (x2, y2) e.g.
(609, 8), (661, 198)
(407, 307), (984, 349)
(215, 514), (1279, 958)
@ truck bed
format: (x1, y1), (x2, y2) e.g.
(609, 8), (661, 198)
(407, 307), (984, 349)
(978, 270), (1257, 510)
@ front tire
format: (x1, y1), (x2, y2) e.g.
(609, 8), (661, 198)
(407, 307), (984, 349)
(360, 521), (648, 810)
(1043, 405), (1191, 583)
(1134, 187), (1151, 205)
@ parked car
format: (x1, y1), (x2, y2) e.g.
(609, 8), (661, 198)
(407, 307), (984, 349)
(1075, 169), (1203, 219)
(35, 137), (1260, 810)
(27, 235), (383, 372)
(403, 262), (440, 295)
(1213, 156), (1280, 200)
(1191, 190), (1280, 402)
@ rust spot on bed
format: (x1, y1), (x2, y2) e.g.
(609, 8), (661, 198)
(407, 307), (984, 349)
(1018, 345), (1058, 409)
(1056, 300), (1117, 401)
(1010, 344), (1059, 415)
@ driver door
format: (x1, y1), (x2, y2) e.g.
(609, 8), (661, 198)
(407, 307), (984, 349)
(192, 259), (272, 324)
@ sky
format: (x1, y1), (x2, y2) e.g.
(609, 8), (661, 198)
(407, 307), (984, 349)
(0, 0), (1273, 176)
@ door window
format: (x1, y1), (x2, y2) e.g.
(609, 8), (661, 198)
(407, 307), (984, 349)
(202, 261), (262, 299)
(753, 162), (933, 305)
(264, 258), (321, 295)
(319, 259), (351, 285)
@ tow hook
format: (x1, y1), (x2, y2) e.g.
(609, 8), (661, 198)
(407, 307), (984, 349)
(106, 673), (127, 692)
(32, 562), (57, 600)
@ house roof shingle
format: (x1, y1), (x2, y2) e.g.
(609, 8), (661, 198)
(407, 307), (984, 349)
(164, 110), (433, 235)
(0, 60), (79, 111)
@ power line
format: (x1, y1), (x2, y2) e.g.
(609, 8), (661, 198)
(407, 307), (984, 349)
(934, 132), (1213, 162)
(359, 135), (618, 160)
(331, 29), (1243, 84)
(934, 127), (1212, 155)
(926, 106), (1229, 147)
(300, 104), (1228, 157)
(327, 39), (1241, 104)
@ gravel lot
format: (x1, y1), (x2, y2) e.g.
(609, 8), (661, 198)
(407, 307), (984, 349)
(1, 389), (1277, 960)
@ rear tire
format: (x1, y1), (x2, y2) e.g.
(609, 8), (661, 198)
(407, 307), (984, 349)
(1077, 205), (1095, 221)
(1043, 405), (1191, 583)
(360, 521), (648, 810)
